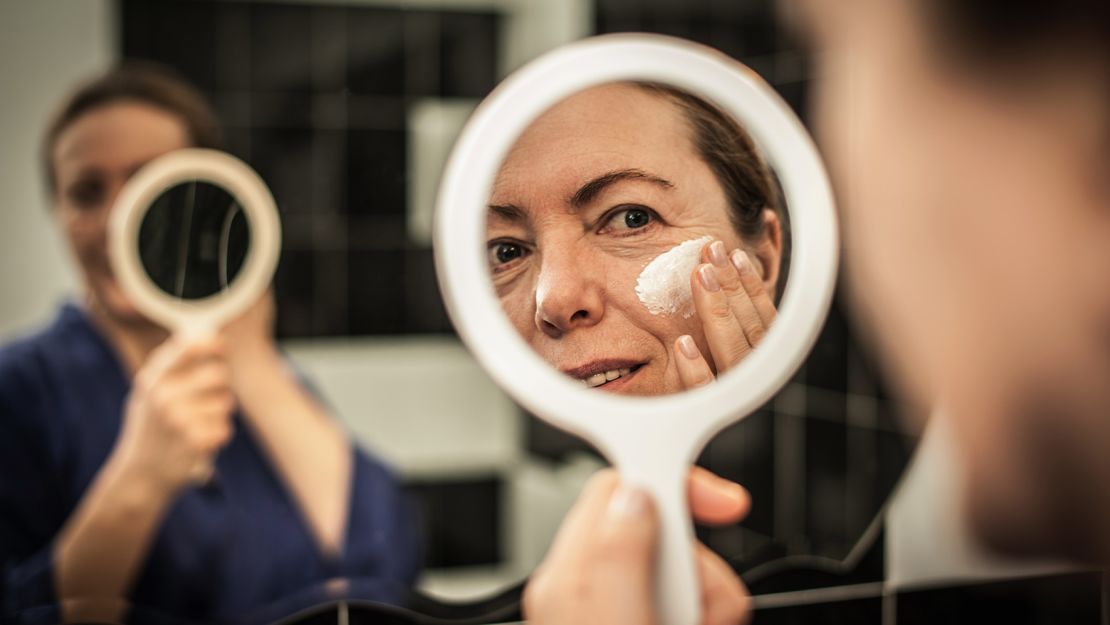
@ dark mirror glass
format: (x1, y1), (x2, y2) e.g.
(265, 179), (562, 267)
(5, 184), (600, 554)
(139, 180), (251, 300)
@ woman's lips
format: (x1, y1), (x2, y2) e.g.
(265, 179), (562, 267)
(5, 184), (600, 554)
(561, 360), (647, 391)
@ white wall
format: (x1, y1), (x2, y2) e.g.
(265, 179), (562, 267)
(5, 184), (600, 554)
(0, 1), (116, 339)
(885, 414), (1075, 591)
(283, 336), (519, 476)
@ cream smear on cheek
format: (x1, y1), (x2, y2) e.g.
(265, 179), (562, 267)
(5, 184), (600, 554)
(635, 235), (712, 319)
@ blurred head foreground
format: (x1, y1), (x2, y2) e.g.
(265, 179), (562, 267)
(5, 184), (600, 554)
(801, 0), (1110, 559)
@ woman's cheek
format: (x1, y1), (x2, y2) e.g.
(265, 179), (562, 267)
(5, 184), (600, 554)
(61, 210), (122, 304)
(76, 230), (108, 273)
(659, 312), (715, 373)
(63, 208), (102, 248)
(498, 274), (539, 336)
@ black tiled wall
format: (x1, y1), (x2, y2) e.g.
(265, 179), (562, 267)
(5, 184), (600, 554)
(122, 0), (499, 338)
(748, 572), (1108, 625)
(407, 477), (502, 569)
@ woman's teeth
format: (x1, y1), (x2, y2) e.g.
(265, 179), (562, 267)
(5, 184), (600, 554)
(583, 368), (633, 388)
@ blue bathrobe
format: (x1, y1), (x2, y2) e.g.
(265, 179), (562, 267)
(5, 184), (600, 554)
(0, 304), (421, 624)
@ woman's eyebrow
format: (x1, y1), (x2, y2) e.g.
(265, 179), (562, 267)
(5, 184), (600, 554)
(488, 203), (526, 224)
(569, 168), (674, 208)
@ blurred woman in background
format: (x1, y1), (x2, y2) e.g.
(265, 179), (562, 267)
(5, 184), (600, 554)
(0, 63), (419, 623)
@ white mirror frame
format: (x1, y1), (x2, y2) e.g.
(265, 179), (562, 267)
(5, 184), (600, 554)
(109, 148), (281, 336)
(435, 34), (838, 625)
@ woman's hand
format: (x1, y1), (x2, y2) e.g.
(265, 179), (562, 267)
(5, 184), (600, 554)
(675, 240), (777, 389)
(112, 335), (235, 491)
(55, 336), (235, 609)
(523, 467), (752, 625)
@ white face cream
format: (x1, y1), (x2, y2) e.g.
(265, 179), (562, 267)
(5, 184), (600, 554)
(635, 235), (712, 318)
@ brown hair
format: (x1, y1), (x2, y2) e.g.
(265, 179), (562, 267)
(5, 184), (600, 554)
(42, 61), (223, 196)
(924, 0), (1109, 68)
(634, 81), (790, 286)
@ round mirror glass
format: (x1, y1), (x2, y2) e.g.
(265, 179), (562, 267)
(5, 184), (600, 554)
(138, 181), (251, 301)
(485, 80), (791, 396)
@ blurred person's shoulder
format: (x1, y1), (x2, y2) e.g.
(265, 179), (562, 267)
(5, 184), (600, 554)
(0, 302), (121, 419)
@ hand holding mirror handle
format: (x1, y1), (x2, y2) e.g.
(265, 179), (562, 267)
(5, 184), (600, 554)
(677, 242), (779, 390)
(606, 424), (709, 625)
(109, 148), (282, 485)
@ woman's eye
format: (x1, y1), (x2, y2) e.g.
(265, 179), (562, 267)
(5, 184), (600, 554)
(606, 206), (655, 231)
(67, 180), (105, 210)
(487, 241), (530, 270)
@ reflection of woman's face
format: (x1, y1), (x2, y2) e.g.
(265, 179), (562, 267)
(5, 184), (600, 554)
(52, 101), (190, 325)
(488, 84), (774, 395)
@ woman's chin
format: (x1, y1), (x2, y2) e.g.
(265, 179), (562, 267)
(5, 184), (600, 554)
(90, 285), (157, 329)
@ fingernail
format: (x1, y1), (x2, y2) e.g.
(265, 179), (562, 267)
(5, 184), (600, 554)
(608, 485), (651, 521)
(678, 335), (700, 360)
(731, 250), (753, 276)
(698, 264), (720, 291)
(708, 241), (729, 268)
(709, 476), (746, 505)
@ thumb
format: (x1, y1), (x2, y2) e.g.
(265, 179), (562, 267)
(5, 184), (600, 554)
(688, 467), (750, 526)
(594, 484), (661, 625)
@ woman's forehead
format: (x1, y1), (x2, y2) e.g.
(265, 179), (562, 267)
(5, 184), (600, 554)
(492, 84), (700, 201)
(54, 102), (189, 178)
(509, 83), (691, 154)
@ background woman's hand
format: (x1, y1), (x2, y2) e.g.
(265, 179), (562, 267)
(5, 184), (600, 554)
(675, 240), (777, 389)
(111, 335), (235, 491)
(523, 467), (752, 625)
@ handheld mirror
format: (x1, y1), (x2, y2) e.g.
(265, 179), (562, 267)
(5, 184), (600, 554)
(109, 148), (281, 337)
(435, 35), (838, 625)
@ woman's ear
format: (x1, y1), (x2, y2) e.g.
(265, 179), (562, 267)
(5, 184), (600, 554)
(752, 208), (784, 299)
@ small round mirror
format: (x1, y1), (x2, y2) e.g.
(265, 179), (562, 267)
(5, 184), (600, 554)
(109, 149), (280, 335)
(435, 34), (838, 625)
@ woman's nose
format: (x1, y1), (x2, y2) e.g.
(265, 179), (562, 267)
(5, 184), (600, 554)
(534, 250), (605, 338)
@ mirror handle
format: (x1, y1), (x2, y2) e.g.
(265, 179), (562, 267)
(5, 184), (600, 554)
(174, 319), (222, 489)
(619, 449), (701, 625)
(176, 318), (217, 342)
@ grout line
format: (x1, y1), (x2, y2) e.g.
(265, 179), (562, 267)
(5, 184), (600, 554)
(751, 582), (884, 610)
(882, 586), (897, 625)
(773, 384), (807, 547)
(1102, 571), (1108, 625)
